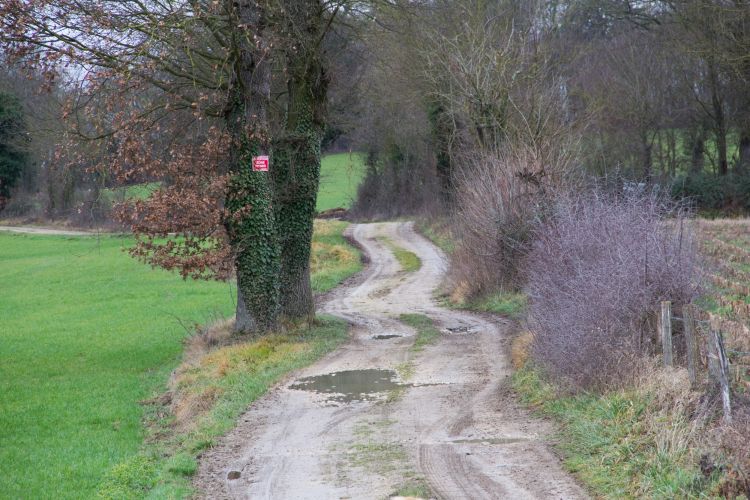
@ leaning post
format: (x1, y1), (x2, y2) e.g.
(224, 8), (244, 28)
(659, 301), (673, 367)
(683, 304), (698, 386)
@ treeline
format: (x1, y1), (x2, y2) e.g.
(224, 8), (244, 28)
(345, 0), (750, 216)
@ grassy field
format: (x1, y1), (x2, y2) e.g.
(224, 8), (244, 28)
(0, 233), (235, 499)
(0, 163), (363, 498)
(317, 152), (366, 212)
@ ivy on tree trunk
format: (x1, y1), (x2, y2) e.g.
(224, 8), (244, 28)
(224, 0), (281, 334)
(272, 0), (328, 322)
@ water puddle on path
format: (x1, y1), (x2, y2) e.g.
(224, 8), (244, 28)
(289, 369), (402, 403)
(372, 334), (401, 340)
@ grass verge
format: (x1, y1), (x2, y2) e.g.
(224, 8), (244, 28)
(380, 237), (421, 272)
(414, 217), (455, 255)
(98, 316), (350, 498)
(399, 313), (441, 352)
(462, 291), (527, 318)
(511, 364), (716, 499)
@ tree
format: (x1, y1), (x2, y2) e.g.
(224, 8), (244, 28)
(271, 1), (331, 321)
(0, 0), (337, 333)
(0, 90), (28, 211)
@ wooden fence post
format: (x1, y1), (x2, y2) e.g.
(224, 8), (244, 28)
(712, 330), (732, 423)
(708, 319), (720, 379)
(684, 304), (698, 386)
(660, 301), (673, 367)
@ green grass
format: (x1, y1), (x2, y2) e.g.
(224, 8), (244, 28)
(317, 152), (366, 212)
(0, 222), (360, 499)
(310, 219), (363, 292)
(380, 237), (421, 272)
(399, 313), (441, 351)
(97, 152), (364, 213)
(101, 182), (161, 204)
(415, 217), (455, 255)
(512, 366), (713, 499)
(0, 233), (234, 499)
(465, 291), (527, 318)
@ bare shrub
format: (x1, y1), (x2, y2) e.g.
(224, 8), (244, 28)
(525, 192), (701, 390)
(717, 409), (750, 498)
(449, 144), (573, 297)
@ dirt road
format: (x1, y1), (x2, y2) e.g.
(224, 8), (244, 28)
(0, 225), (96, 236)
(195, 221), (586, 499)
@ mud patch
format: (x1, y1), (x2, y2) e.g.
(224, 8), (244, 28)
(373, 334), (401, 340)
(290, 369), (403, 403)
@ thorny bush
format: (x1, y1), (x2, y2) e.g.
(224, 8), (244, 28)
(525, 192), (701, 390)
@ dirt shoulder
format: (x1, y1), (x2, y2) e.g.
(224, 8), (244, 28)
(194, 221), (587, 499)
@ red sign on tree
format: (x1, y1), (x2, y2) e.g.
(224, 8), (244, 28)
(252, 155), (269, 172)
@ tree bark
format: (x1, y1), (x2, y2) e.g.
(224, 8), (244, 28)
(272, 0), (328, 322)
(738, 130), (750, 174)
(689, 126), (705, 174)
(224, 0), (281, 334)
(709, 61), (728, 176)
(642, 133), (653, 181)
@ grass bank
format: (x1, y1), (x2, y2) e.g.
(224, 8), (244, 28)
(0, 220), (360, 499)
(99, 316), (349, 498)
(512, 363), (715, 499)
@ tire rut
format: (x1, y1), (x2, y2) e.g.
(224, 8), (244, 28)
(194, 221), (587, 499)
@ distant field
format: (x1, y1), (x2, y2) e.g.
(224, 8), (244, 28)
(97, 153), (364, 213)
(0, 221), (360, 498)
(317, 152), (366, 211)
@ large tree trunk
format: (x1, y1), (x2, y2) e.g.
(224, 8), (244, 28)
(224, 0), (281, 334)
(688, 126), (705, 174)
(641, 133), (653, 181)
(709, 61), (729, 176)
(272, 0), (328, 322)
(738, 130), (750, 174)
(428, 101), (454, 203)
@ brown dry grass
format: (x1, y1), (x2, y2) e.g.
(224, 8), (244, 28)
(168, 323), (312, 431)
(511, 331), (533, 369)
(448, 280), (471, 306)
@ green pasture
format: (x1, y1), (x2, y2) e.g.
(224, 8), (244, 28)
(317, 152), (366, 211)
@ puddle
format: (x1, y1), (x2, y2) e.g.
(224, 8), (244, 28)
(289, 369), (403, 403)
(445, 325), (475, 334)
(373, 334), (401, 340)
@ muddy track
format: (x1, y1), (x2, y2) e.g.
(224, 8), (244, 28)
(194, 221), (586, 499)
